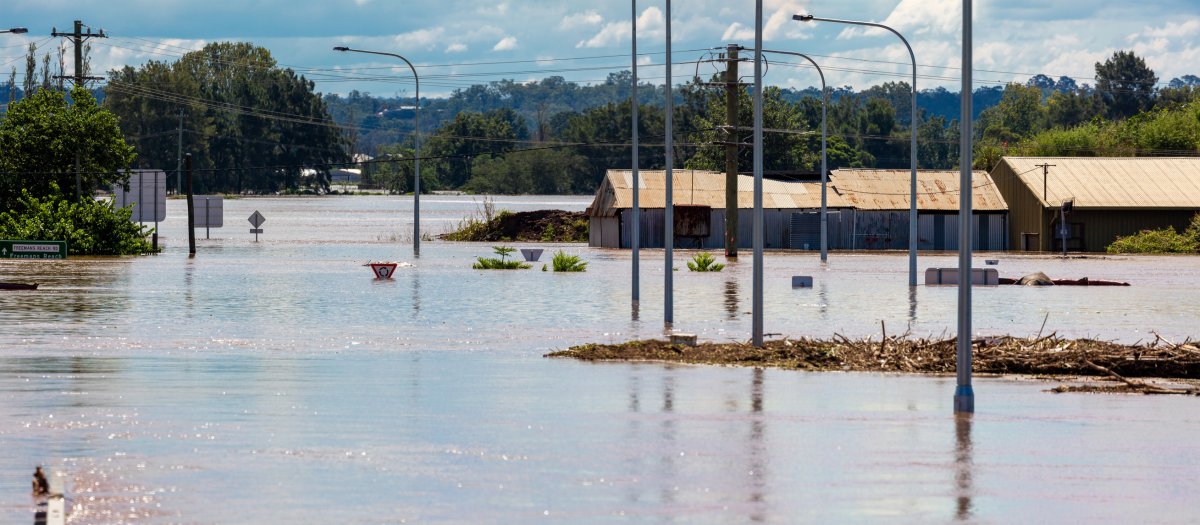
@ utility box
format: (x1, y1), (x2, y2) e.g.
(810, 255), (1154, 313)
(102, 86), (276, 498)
(924, 268), (999, 286)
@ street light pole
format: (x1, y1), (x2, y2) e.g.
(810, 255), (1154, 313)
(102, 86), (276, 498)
(631, 0), (641, 309)
(1, 27), (29, 34)
(794, 13), (919, 285)
(752, 0), (765, 347)
(955, 0), (976, 414)
(760, 49), (828, 262)
(333, 46), (422, 256)
(664, 0), (674, 326)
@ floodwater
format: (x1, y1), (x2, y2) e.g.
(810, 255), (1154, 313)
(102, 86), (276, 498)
(1, 195), (1198, 524)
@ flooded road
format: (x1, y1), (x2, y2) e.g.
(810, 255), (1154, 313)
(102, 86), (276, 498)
(1, 195), (1198, 523)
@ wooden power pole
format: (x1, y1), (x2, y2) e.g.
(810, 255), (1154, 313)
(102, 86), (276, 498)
(51, 20), (106, 200)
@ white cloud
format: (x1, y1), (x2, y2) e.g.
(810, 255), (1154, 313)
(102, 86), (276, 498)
(445, 43), (467, 53)
(1131, 18), (1200, 40)
(835, 0), (959, 39)
(576, 6), (664, 48)
(722, 23), (754, 41)
(722, 2), (809, 42)
(392, 28), (445, 51)
(493, 36), (518, 51)
(559, 10), (603, 31)
(477, 2), (509, 16)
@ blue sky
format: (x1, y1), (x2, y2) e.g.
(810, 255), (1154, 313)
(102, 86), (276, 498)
(3, 0), (1198, 98)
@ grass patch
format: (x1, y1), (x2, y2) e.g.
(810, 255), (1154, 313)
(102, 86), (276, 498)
(551, 250), (587, 272)
(472, 245), (531, 270)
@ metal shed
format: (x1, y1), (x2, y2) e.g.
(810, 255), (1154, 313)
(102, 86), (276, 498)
(991, 157), (1200, 252)
(587, 169), (852, 249)
(828, 169), (1010, 251)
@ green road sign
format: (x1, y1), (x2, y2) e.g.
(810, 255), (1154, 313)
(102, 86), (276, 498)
(0, 240), (68, 259)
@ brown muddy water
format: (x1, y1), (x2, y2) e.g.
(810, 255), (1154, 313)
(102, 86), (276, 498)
(1, 195), (1198, 523)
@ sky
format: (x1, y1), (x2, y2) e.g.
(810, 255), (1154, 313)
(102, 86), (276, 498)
(2, 0), (1199, 99)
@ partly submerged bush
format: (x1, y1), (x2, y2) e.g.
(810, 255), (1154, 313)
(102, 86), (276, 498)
(0, 189), (156, 255)
(686, 252), (725, 272)
(1107, 214), (1200, 254)
(551, 250), (587, 272)
(1107, 227), (1198, 254)
(472, 245), (530, 269)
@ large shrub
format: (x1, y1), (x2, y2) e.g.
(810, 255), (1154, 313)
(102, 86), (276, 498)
(0, 189), (156, 255)
(1106, 214), (1200, 254)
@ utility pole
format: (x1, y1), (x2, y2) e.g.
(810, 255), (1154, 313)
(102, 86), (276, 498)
(1035, 163), (1056, 253)
(1035, 163), (1055, 202)
(723, 44), (741, 259)
(52, 20), (106, 200)
(176, 109), (185, 195)
(701, 45), (750, 258)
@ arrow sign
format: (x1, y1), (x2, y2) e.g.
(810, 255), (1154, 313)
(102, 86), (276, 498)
(248, 211), (266, 228)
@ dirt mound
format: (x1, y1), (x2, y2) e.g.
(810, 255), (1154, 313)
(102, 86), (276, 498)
(440, 209), (588, 242)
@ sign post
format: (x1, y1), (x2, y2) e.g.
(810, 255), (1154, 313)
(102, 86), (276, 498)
(248, 211), (266, 242)
(0, 240), (68, 259)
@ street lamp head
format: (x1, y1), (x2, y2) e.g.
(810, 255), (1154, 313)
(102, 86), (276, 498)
(793, 14), (814, 22)
(333, 46), (350, 52)
(5, 27), (29, 34)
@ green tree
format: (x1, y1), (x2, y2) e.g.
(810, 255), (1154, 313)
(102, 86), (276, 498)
(977, 83), (1045, 143)
(1045, 88), (1104, 129)
(104, 42), (348, 194)
(1095, 50), (1158, 120)
(0, 86), (136, 209)
(464, 148), (589, 194)
(423, 108), (530, 190)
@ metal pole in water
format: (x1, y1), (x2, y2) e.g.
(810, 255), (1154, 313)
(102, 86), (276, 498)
(752, 0), (765, 347)
(663, 0), (674, 326)
(631, 0), (640, 308)
(186, 154), (196, 257)
(955, 0), (975, 414)
(152, 171), (159, 251)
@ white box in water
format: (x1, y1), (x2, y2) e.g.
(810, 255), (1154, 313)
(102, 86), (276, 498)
(925, 268), (999, 286)
(670, 333), (697, 346)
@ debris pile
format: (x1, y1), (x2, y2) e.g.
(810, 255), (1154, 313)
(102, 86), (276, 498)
(549, 331), (1200, 395)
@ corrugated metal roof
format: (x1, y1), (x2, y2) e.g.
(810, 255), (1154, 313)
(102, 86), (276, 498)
(593, 170), (849, 213)
(829, 169), (1008, 211)
(1000, 157), (1200, 209)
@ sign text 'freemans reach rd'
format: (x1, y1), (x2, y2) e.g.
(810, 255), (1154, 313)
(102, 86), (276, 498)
(0, 240), (68, 259)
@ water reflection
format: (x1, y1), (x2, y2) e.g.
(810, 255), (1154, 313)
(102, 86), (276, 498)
(908, 287), (918, 325)
(660, 371), (677, 507)
(748, 368), (766, 522)
(183, 259), (195, 312)
(625, 373), (642, 506)
(0, 260), (132, 326)
(724, 278), (740, 320)
(817, 281), (829, 320)
(410, 270), (421, 317)
(955, 413), (974, 522)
